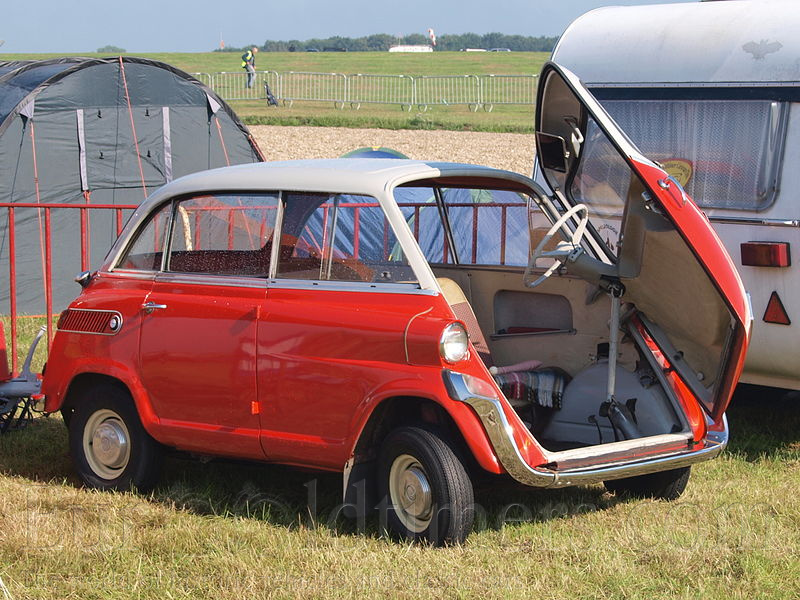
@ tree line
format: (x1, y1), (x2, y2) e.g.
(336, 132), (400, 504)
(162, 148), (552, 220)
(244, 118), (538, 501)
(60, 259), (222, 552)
(217, 33), (557, 53)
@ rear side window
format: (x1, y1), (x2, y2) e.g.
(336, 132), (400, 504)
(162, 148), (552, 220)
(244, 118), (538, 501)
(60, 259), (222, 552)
(394, 186), (530, 267)
(602, 99), (787, 211)
(277, 192), (417, 284)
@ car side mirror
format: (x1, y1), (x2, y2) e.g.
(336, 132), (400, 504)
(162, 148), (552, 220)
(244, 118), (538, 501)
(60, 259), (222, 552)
(536, 132), (569, 173)
(74, 270), (93, 288)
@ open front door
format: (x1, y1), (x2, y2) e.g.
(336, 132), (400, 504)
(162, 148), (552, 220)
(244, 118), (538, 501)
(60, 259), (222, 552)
(533, 62), (751, 423)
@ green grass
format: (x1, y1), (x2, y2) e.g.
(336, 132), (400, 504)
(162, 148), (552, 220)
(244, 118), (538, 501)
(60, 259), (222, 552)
(0, 51), (546, 132)
(0, 316), (51, 376)
(1, 328), (798, 600)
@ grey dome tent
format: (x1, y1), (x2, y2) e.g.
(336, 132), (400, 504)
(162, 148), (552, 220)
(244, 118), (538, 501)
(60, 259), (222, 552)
(0, 56), (263, 315)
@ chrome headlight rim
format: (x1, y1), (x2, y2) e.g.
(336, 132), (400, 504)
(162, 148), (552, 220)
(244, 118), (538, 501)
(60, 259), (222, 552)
(439, 322), (469, 364)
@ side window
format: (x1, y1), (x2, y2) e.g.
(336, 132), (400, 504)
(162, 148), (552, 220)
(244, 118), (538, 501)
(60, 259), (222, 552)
(394, 185), (532, 267)
(395, 187), (451, 264)
(167, 193), (279, 276)
(116, 202), (171, 271)
(602, 98), (786, 211)
(442, 188), (530, 266)
(277, 192), (417, 284)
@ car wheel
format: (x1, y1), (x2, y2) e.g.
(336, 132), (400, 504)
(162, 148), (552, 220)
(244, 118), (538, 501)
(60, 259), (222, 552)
(68, 382), (162, 492)
(378, 427), (474, 546)
(603, 466), (691, 501)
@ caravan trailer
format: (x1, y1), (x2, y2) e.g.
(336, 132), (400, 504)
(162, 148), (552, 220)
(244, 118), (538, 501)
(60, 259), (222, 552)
(551, 0), (800, 390)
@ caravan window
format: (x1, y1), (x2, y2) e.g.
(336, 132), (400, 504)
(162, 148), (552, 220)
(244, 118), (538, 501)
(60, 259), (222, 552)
(601, 99), (787, 211)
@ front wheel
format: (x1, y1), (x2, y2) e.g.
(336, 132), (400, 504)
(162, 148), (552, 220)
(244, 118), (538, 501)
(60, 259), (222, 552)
(604, 466), (691, 501)
(378, 427), (474, 546)
(68, 382), (162, 492)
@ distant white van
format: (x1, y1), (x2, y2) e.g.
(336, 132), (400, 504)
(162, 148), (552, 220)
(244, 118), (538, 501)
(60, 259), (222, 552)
(550, 0), (800, 390)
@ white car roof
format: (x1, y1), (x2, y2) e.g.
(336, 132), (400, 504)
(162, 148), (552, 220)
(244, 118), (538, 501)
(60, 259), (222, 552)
(142, 159), (534, 209)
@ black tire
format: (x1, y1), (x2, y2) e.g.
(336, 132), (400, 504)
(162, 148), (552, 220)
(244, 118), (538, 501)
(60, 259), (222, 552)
(604, 466), (691, 501)
(378, 427), (474, 546)
(60, 406), (74, 430)
(68, 382), (162, 492)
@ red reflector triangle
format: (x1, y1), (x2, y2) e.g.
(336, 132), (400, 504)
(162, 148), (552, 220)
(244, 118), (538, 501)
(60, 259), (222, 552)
(763, 291), (791, 325)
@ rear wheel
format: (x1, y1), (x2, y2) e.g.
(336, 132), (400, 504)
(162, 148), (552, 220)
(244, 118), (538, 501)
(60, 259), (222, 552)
(604, 466), (691, 501)
(378, 427), (474, 546)
(68, 382), (162, 492)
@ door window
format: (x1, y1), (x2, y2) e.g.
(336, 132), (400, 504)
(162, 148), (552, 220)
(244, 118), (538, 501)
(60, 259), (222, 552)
(115, 202), (172, 271)
(166, 193), (279, 276)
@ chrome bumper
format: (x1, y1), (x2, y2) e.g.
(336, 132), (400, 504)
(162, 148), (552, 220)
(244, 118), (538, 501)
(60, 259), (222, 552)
(444, 370), (728, 488)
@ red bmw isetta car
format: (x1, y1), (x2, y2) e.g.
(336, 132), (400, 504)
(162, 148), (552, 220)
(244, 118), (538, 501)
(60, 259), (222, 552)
(42, 64), (750, 545)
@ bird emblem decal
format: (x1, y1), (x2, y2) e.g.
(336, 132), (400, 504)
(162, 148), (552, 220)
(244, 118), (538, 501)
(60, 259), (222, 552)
(742, 39), (783, 60)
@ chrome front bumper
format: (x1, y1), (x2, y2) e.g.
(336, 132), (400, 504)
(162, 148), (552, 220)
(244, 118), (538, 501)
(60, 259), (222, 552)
(444, 370), (728, 488)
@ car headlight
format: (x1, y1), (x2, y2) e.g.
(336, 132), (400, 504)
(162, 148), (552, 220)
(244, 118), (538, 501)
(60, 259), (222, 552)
(439, 322), (469, 363)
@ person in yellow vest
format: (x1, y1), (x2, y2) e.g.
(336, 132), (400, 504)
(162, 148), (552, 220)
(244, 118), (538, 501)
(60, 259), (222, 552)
(242, 47), (258, 88)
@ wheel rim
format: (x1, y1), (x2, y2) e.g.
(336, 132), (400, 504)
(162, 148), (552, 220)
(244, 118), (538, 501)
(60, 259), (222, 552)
(388, 454), (433, 533)
(83, 409), (130, 480)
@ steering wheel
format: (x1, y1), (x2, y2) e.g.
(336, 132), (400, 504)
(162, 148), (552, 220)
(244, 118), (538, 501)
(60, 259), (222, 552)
(525, 203), (589, 288)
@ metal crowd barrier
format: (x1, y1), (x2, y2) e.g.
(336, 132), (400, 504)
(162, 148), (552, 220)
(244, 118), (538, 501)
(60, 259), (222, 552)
(202, 71), (281, 101)
(347, 74), (415, 110)
(414, 75), (482, 112)
(478, 74), (538, 112)
(196, 71), (538, 109)
(280, 72), (349, 109)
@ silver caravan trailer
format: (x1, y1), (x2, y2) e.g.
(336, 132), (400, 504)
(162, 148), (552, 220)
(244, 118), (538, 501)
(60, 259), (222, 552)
(551, 0), (799, 390)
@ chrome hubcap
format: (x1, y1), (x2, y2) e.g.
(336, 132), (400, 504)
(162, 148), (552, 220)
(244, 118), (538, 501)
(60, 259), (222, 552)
(83, 409), (130, 480)
(389, 454), (433, 533)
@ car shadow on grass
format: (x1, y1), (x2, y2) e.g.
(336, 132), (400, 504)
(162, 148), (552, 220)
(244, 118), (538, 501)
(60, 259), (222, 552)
(149, 452), (621, 540)
(0, 416), (618, 541)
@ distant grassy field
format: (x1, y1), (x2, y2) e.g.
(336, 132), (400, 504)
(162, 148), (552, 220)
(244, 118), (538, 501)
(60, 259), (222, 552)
(0, 51), (545, 77)
(0, 52), (547, 132)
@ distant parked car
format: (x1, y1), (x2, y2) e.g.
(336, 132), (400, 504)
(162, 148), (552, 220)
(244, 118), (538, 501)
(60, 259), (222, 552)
(42, 63), (749, 545)
(489, 48), (512, 52)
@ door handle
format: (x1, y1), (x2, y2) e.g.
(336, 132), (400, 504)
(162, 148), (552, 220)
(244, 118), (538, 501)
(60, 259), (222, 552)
(141, 301), (168, 314)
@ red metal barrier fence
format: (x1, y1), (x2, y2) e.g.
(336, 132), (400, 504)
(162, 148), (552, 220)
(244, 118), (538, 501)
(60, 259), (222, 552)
(2, 202), (137, 374)
(2, 199), (526, 376)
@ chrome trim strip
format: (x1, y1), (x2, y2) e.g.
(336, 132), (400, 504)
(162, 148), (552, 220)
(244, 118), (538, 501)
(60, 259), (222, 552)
(266, 279), (438, 295)
(100, 270), (155, 281)
(444, 370), (728, 488)
(490, 328), (576, 340)
(154, 273), (268, 289)
(404, 307), (433, 363)
(268, 193), (284, 279)
(708, 216), (800, 227)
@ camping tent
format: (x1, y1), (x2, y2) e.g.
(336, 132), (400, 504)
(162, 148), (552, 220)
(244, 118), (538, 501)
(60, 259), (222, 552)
(0, 56), (263, 314)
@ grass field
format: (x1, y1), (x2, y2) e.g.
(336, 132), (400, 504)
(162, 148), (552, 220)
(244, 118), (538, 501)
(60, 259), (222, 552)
(1, 324), (799, 599)
(0, 51), (547, 132)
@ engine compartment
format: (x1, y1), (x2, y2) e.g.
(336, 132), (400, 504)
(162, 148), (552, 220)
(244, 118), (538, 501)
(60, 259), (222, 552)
(432, 265), (689, 453)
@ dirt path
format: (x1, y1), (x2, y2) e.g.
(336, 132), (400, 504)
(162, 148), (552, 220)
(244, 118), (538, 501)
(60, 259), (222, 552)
(249, 125), (536, 176)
